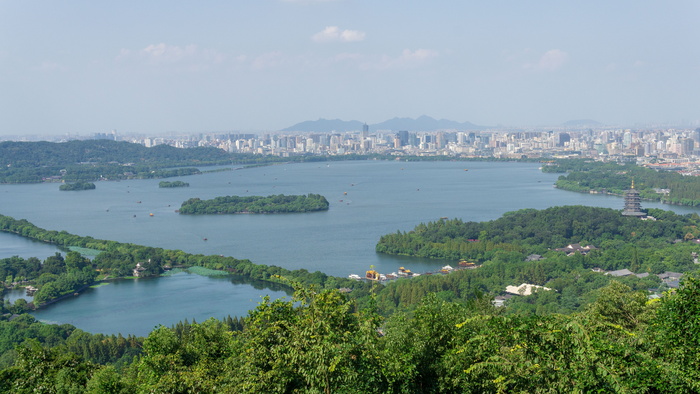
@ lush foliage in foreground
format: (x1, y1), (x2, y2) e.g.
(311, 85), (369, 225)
(179, 193), (330, 214)
(0, 314), (142, 370)
(2, 278), (700, 393)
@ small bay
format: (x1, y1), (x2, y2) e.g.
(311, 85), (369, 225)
(0, 231), (64, 260)
(31, 272), (288, 337)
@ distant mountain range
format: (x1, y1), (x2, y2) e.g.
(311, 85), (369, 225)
(281, 116), (486, 133)
(281, 116), (605, 132)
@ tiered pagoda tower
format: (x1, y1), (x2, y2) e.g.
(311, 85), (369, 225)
(622, 179), (645, 217)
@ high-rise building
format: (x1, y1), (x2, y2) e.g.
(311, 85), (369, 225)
(622, 131), (632, 148)
(556, 133), (571, 147)
(681, 138), (695, 156)
(397, 130), (409, 146)
(435, 132), (446, 149)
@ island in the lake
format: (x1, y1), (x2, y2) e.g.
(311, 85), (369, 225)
(159, 180), (190, 188)
(58, 182), (96, 191)
(178, 193), (330, 214)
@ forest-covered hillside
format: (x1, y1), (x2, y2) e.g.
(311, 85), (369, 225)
(373, 206), (700, 315)
(0, 140), (230, 168)
(543, 159), (700, 206)
(377, 205), (697, 261)
(0, 140), (230, 183)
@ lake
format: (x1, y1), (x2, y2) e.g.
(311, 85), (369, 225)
(2, 160), (698, 335)
(31, 272), (289, 337)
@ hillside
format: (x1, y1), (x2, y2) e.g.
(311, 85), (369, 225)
(0, 140), (229, 168)
(0, 140), (231, 183)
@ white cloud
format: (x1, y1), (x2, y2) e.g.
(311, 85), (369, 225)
(312, 26), (366, 43)
(361, 48), (438, 70)
(399, 48), (438, 62)
(141, 43), (198, 63)
(251, 51), (285, 70)
(521, 49), (568, 71)
(537, 49), (568, 71)
(340, 29), (365, 42)
(116, 48), (131, 60)
(116, 43), (224, 71)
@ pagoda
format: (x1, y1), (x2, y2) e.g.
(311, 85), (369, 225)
(622, 179), (645, 217)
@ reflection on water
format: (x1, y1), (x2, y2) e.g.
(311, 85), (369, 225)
(228, 275), (290, 292)
(3, 287), (33, 304)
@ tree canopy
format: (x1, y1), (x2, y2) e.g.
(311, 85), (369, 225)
(179, 194), (330, 214)
(544, 159), (700, 207)
(3, 278), (700, 392)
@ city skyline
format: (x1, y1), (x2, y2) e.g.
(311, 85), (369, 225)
(63, 125), (700, 165)
(1, 1), (699, 136)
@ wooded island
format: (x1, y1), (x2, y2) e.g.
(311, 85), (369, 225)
(158, 180), (189, 188)
(178, 193), (330, 214)
(58, 182), (96, 191)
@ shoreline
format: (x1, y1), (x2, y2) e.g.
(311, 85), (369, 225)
(554, 185), (699, 207)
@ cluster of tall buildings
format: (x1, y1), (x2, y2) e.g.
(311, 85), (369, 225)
(125, 127), (700, 164)
(11, 125), (697, 167)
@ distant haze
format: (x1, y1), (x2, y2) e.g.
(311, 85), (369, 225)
(281, 116), (612, 133)
(0, 1), (698, 135)
(282, 115), (486, 132)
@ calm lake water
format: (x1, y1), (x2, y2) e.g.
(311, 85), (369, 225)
(32, 272), (288, 337)
(1, 160), (698, 335)
(0, 231), (67, 261)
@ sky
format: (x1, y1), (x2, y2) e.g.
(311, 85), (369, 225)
(1, 0), (699, 136)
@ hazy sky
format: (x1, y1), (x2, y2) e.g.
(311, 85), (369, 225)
(1, 1), (699, 135)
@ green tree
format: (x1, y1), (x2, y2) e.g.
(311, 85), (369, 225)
(237, 284), (384, 393)
(86, 365), (132, 394)
(585, 280), (655, 330)
(0, 340), (97, 393)
(652, 274), (700, 391)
